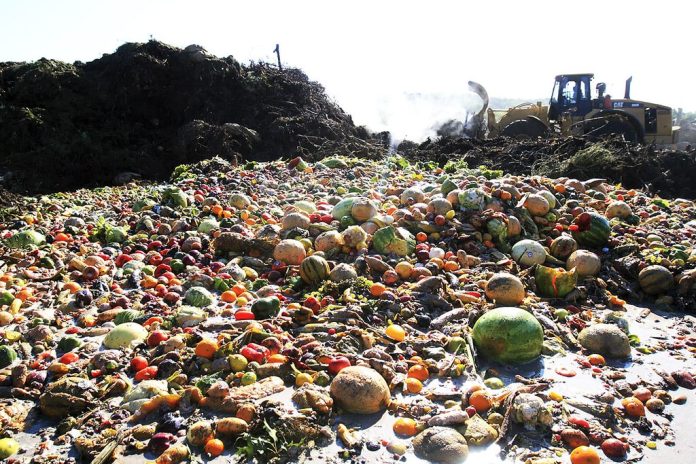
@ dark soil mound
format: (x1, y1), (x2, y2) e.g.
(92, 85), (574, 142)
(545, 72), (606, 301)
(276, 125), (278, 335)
(0, 41), (361, 193)
(1, 40), (694, 199)
(400, 136), (696, 199)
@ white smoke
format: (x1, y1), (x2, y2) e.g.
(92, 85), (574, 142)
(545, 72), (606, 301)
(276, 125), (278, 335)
(337, 88), (485, 144)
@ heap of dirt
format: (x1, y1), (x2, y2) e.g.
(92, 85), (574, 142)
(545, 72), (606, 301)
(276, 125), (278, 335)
(2, 39), (695, 199)
(0, 41), (362, 193)
(399, 136), (696, 199)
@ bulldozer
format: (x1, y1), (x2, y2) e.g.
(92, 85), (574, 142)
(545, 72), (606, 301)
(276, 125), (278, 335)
(470, 74), (679, 144)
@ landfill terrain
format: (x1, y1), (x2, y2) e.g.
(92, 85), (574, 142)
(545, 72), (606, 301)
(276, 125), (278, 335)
(0, 42), (695, 464)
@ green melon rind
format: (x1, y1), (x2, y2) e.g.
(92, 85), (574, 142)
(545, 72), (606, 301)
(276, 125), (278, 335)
(572, 213), (610, 248)
(472, 307), (543, 364)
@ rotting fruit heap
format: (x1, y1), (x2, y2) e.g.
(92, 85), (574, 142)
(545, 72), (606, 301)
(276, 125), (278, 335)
(0, 154), (694, 463)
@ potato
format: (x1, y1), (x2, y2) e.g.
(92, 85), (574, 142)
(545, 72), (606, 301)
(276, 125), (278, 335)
(329, 366), (390, 414)
(215, 417), (249, 437)
(186, 420), (213, 447)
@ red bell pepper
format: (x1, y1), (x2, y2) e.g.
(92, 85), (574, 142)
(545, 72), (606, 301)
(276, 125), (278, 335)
(240, 343), (269, 363)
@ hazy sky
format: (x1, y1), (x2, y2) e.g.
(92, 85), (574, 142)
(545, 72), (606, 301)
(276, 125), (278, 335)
(3, 0), (693, 140)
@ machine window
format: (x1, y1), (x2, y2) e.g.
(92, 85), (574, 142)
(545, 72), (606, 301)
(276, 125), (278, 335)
(645, 107), (657, 133)
(563, 80), (577, 105)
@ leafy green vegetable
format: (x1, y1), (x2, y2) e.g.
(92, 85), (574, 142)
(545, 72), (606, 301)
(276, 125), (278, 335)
(443, 159), (468, 173)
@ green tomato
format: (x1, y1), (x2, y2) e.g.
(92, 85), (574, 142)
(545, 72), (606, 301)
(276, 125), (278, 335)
(446, 336), (467, 353)
(314, 371), (331, 387)
(241, 371), (257, 386)
(340, 215), (356, 228)
(228, 354), (248, 372)
(484, 377), (505, 389)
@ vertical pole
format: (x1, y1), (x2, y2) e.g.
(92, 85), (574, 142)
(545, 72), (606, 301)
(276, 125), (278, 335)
(274, 44), (282, 71)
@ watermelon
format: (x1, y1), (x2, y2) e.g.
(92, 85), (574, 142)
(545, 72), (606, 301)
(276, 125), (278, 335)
(535, 265), (577, 298)
(511, 240), (546, 266)
(0, 345), (17, 368)
(299, 255), (330, 285)
(638, 265), (674, 295)
(472, 307), (543, 364)
(571, 212), (610, 248)
(184, 287), (216, 307)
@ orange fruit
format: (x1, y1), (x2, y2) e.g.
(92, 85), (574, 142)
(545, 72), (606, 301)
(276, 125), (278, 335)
(407, 364), (429, 382)
(621, 397), (645, 417)
(64, 282), (81, 294)
(405, 377), (423, 394)
(468, 390), (493, 413)
(569, 446), (600, 464)
(267, 353), (288, 364)
(385, 324), (406, 342)
(444, 261), (459, 272)
(195, 339), (219, 359)
(204, 438), (224, 457)
(632, 387), (652, 403)
(587, 354), (606, 366)
(393, 417), (418, 437)
(221, 290), (237, 303)
(232, 284), (247, 296)
(370, 283), (386, 297)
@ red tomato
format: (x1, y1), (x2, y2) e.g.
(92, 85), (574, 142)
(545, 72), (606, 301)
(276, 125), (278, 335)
(134, 366), (158, 381)
(143, 317), (164, 327)
(59, 352), (79, 364)
(328, 356), (351, 375)
(114, 254), (133, 267)
(131, 356), (149, 372)
(147, 330), (169, 347)
(234, 310), (256, 321)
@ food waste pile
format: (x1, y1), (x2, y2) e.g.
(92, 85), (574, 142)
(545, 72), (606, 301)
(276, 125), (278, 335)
(0, 155), (694, 464)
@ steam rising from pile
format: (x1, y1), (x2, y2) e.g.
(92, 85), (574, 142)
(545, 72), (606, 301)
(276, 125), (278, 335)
(340, 90), (484, 144)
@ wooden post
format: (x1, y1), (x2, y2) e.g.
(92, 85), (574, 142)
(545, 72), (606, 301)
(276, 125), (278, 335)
(273, 44), (282, 70)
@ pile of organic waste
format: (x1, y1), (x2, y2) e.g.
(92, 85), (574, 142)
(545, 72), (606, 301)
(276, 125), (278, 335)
(0, 154), (694, 464)
(2, 40), (696, 203)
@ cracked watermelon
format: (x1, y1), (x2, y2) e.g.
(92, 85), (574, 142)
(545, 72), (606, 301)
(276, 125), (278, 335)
(472, 307), (543, 364)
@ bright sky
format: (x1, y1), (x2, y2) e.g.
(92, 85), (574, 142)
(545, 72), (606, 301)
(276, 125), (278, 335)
(3, 0), (693, 141)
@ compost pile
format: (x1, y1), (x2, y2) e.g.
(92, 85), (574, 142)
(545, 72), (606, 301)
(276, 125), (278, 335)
(0, 41), (363, 193)
(399, 136), (696, 200)
(0, 154), (694, 464)
(3, 40), (696, 202)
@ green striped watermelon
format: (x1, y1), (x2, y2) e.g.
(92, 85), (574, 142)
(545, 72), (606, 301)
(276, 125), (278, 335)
(571, 212), (610, 248)
(300, 255), (330, 285)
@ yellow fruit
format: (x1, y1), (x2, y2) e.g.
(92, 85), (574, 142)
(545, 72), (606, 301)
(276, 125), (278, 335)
(386, 324), (406, 342)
